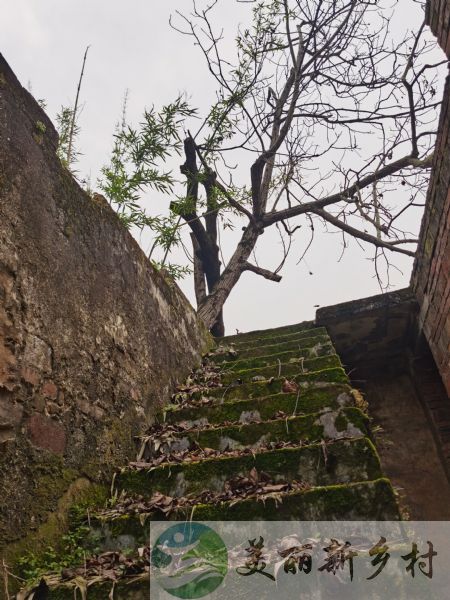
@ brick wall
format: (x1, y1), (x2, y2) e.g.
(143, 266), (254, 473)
(411, 1), (450, 395)
(426, 0), (450, 53)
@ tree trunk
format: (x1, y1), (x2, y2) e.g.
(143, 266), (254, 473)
(198, 226), (260, 329)
(202, 245), (224, 336)
(196, 243), (225, 336)
(190, 233), (225, 336)
(190, 233), (206, 306)
(210, 309), (225, 337)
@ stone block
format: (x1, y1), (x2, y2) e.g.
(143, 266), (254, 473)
(26, 413), (66, 454)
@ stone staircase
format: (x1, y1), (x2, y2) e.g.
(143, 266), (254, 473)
(17, 321), (400, 598)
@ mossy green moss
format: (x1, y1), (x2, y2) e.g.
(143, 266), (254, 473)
(220, 322), (318, 345)
(221, 354), (342, 384)
(334, 407), (370, 435)
(211, 333), (331, 364)
(0, 452), (78, 551)
(164, 406), (369, 452)
(335, 411), (349, 432)
(91, 478), (400, 534)
(189, 477), (400, 521)
(1, 414), (136, 597)
(166, 384), (353, 425)
(82, 418), (137, 481)
(2, 478), (108, 597)
(188, 367), (349, 404)
(217, 342), (335, 372)
(179, 413), (325, 449)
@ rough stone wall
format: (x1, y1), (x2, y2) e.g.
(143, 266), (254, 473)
(411, 1), (450, 395)
(0, 53), (211, 553)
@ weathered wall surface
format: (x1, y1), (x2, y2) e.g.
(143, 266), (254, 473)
(0, 53), (211, 554)
(427, 0), (450, 55)
(316, 288), (418, 369)
(411, 1), (450, 395)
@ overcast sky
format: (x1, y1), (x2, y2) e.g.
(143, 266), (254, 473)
(1, 1), (443, 334)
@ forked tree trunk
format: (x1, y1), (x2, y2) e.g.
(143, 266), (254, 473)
(198, 226), (260, 330)
(202, 241), (225, 337)
(210, 309), (225, 337)
(191, 233), (225, 336)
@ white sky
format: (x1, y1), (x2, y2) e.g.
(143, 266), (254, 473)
(1, 1), (443, 334)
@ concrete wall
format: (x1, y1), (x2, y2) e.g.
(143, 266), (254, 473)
(0, 53), (211, 553)
(316, 289), (450, 512)
(411, 0), (450, 395)
(316, 288), (418, 369)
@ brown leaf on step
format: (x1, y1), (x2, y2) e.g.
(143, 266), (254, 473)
(52, 546), (154, 590)
(130, 428), (324, 471)
(261, 483), (286, 493)
(249, 467), (259, 484)
(98, 476), (312, 527)
(273, 410), (288, 419)
(259, 470), (271, 482)
(148, 491), (174, 515)
(282, 378), (299, 394)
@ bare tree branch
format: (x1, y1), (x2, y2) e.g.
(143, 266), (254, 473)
(243, 262), (283, 282)
(310, 208), (416, 257)
(163, 0), (443, 331)
(263, 153), (434, 227)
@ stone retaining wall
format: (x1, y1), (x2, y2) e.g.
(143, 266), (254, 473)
(0, 52), (211, 555)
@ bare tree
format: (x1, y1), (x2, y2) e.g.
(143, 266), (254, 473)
(120, 0), (446, 336)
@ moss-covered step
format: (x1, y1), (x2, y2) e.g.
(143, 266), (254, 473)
(38, 477), (399, 597)
(190, 477), (400, 521)
(149, 408), (368, 456)
(221, 322), (323, 347)
(117, 437), (382, 498)
(168, 384), (354, 424)
(220, 354), (342, 385)
(191, 367), (349, 403)
(83, 477), (400, 551)
(214, 341), (335, 373)
(210, 332), (331, 363)
(39, 573), (149, 600)
(165, 384), (355, 426)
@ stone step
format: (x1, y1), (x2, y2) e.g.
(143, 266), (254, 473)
(81, 478), (400, 553)
(165, 384), (355, 426)
(32, 476), (399, 598)
(41, 575), (149, 600)
(220, 321), (320, 346)
(190, 367), (349, 403)
(211, 331), (330, 361)
(215, 342), (335, 372)
(180, 477), (400, 520)
(143, 408), (369, 458)
(14, 313), (402, 600)
(220, 354), (342, 385)
(35, 478), (399, 595)
(117, 437), (382, 499)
